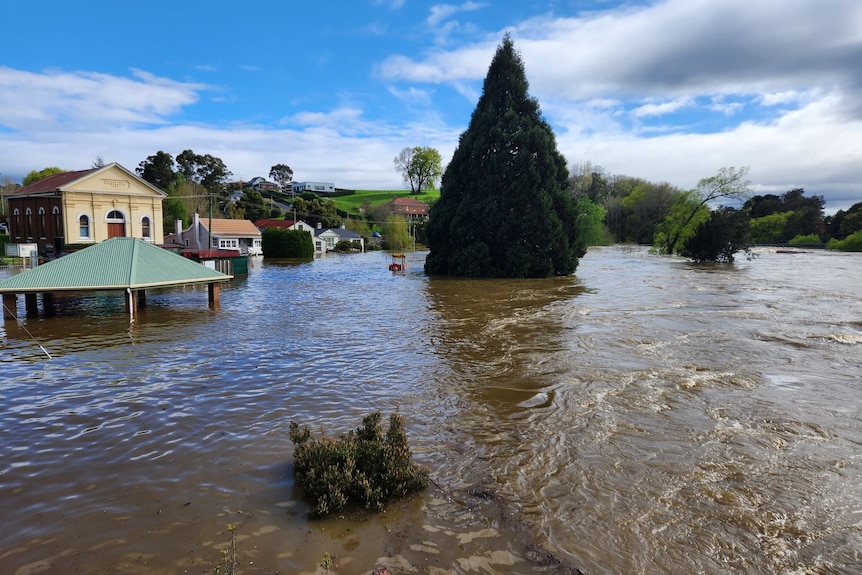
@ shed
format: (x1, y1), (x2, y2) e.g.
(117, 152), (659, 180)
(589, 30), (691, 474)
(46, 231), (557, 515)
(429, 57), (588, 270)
(0, 237), (232, 321)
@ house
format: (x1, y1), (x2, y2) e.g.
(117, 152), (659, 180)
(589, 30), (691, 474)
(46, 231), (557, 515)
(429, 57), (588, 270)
(254, 218), (316, 251)
(165, 213), (262, 256)
(253, 219), (313, 234)
(4, 163), (166, 255)
(387, 197), (429, 220)
(314, 225), (365, 253)
(247, 176), (281, 193)
(291, 181), (335, 195)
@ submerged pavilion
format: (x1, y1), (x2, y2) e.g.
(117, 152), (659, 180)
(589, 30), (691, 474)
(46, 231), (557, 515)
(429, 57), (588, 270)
(0, 237), (232, 321)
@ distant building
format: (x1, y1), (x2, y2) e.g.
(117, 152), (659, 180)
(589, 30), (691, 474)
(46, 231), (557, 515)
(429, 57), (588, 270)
(292, 181), (335, 195)
(387, 197), (429, 220)
(247, 177), (281, 193)
(165, 213), (262, 256)
(313, 224), (364, 253)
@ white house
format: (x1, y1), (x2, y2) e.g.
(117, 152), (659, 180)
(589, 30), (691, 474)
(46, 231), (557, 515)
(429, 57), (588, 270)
(291, 181), (335, 195)
(314, 225), (365, 253)
(165, 213), (262, 255)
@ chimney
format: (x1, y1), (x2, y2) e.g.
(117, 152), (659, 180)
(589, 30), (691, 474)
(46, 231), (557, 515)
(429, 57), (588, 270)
(316, 222), (322, 229)
(175, 220), (183, 243)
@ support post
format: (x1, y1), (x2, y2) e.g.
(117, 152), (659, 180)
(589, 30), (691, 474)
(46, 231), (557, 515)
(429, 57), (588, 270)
(208, 282), (220, 309)
(137, 290), (147, 308)
(25, 293), (38, 318)
(2, 293), (17, 320)
(43, 293), (55, 317)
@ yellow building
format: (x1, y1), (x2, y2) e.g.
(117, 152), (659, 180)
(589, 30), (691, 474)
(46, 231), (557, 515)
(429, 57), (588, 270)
(6, 163), (166, 255)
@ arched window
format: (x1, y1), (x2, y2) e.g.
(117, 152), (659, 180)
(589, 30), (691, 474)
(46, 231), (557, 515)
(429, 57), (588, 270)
(141, 216), (151, 239)
(79, 215), (91, 239)
(107, 210), (124, 220)
(52, 207), (61, 237)
(25, 208), (32, 238)
(38, 207), (46, 238)
(13, 208), (20, 239)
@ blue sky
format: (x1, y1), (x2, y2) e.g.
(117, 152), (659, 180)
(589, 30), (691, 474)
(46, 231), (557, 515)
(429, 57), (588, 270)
(2, 0), (861, 211)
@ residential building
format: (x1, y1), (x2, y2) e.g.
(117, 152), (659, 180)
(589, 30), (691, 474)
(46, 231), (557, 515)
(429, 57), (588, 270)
(387, 197), (429, 220)
(5, 163), (165, 255)
(314, 225), (365, 253)
(292, 181), (335, 195)
(165, 213), (262, 256)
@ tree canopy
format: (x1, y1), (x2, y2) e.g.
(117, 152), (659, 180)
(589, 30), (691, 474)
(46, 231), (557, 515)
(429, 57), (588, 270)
(23, 167), (65, 186)
(269, 163), (294, 195)
(394, 146), (442, 195)
(424, 36), (583, 278)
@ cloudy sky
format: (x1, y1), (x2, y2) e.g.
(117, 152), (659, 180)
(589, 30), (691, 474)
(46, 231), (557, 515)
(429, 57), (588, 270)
(2, 0), (861, 211)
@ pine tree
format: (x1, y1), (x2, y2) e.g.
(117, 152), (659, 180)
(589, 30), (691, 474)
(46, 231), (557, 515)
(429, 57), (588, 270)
(424, 35), (584, 277)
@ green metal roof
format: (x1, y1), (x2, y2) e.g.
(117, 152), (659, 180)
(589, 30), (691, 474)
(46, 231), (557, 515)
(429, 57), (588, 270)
(0, 238), (232, 293)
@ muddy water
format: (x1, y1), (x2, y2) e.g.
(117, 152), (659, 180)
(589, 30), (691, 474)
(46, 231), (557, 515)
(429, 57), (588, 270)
(1, 246), (860, 574)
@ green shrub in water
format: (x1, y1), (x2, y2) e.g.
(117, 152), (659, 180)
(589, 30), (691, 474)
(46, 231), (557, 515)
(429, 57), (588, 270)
(289, 412), (429, 517)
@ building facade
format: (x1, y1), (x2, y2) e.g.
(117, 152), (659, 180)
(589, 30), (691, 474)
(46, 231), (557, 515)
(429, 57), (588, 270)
(5, 163), (165, 255)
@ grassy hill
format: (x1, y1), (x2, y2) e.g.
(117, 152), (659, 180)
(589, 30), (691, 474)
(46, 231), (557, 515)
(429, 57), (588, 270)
(334, 189), (440, 216)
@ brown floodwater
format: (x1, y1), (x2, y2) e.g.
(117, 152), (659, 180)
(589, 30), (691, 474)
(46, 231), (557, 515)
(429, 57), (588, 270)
(1, 246), (860, 574)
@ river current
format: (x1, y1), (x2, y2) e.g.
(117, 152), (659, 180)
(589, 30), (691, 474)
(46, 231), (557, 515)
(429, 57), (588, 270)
(1, 246), (860, 574)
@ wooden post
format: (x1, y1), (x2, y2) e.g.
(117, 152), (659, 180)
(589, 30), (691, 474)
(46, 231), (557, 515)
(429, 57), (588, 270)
(25, 293), (38, 318)
(208, 282), (220, 309)
(137, 289), (147, 308)
(43, 293), (55, 317)
(2, 293), (17, 320)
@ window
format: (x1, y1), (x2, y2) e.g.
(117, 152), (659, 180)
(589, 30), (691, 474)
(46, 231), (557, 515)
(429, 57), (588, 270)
(25, 208), (32, 238)
(219, 238), (238, 249)
(13, 208), (20, 239)
(107, 210), (124, 220)
(38, 207), (46, 238)
(141, 216), (151, 239)
(79, 215), (91, 238)
(52, 207), (61, 236)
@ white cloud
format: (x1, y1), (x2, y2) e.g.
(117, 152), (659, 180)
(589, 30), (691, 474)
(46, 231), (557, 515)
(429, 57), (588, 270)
(427, 2), (485, 27)
(631, 97), (693, 118)
(0, 67), (208, 131)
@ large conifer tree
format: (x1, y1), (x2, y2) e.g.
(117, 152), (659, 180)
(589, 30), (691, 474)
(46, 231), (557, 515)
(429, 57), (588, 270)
(424, 36), (584, 277)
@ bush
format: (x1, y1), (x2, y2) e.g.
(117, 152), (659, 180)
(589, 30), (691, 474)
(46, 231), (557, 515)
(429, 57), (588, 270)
(827, 230), (862, 252)
(788, 233), (822, 246)
(289, 412), (429, 517)
(262, 228), (314, 258)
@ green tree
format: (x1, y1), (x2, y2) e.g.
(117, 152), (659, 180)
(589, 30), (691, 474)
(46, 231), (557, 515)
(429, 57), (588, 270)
(381, 214), (411, 250)
(292, 196), (342, 228)
(575, 198), (609, 247)
(424, 36), (582, 278)
(136, 151), (177, 191)
(176, 150), (232, 213)
(678, 206), (751, 263)
(654, 166), (752, 255)
(394, 146), (443, 195)
(749, 212), (790, 244)
(237, 189), (269, 222)
(23, 167), (65, 186)
(269, 163), (294, 195)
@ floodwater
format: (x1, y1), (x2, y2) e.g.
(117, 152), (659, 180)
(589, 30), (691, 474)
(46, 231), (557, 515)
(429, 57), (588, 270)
(1, 246), (860, 574)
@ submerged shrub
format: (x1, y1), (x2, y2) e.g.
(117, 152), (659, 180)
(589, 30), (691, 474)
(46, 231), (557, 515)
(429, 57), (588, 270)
(289, 412), (429, 517)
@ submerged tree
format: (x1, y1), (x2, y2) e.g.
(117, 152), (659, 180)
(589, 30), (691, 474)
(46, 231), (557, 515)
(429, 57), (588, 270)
(424, 35), (583, 277)
(654, 166), (752, 255)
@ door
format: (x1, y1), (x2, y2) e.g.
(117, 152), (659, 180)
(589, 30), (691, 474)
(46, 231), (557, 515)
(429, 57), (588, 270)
(106, 210), (126, 238)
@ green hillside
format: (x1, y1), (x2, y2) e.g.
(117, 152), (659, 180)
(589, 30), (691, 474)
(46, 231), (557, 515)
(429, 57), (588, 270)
(334, 189), (440, 216)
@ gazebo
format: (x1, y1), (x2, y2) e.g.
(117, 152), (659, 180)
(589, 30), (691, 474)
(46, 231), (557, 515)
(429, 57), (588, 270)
(0, 237), (232, 321)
